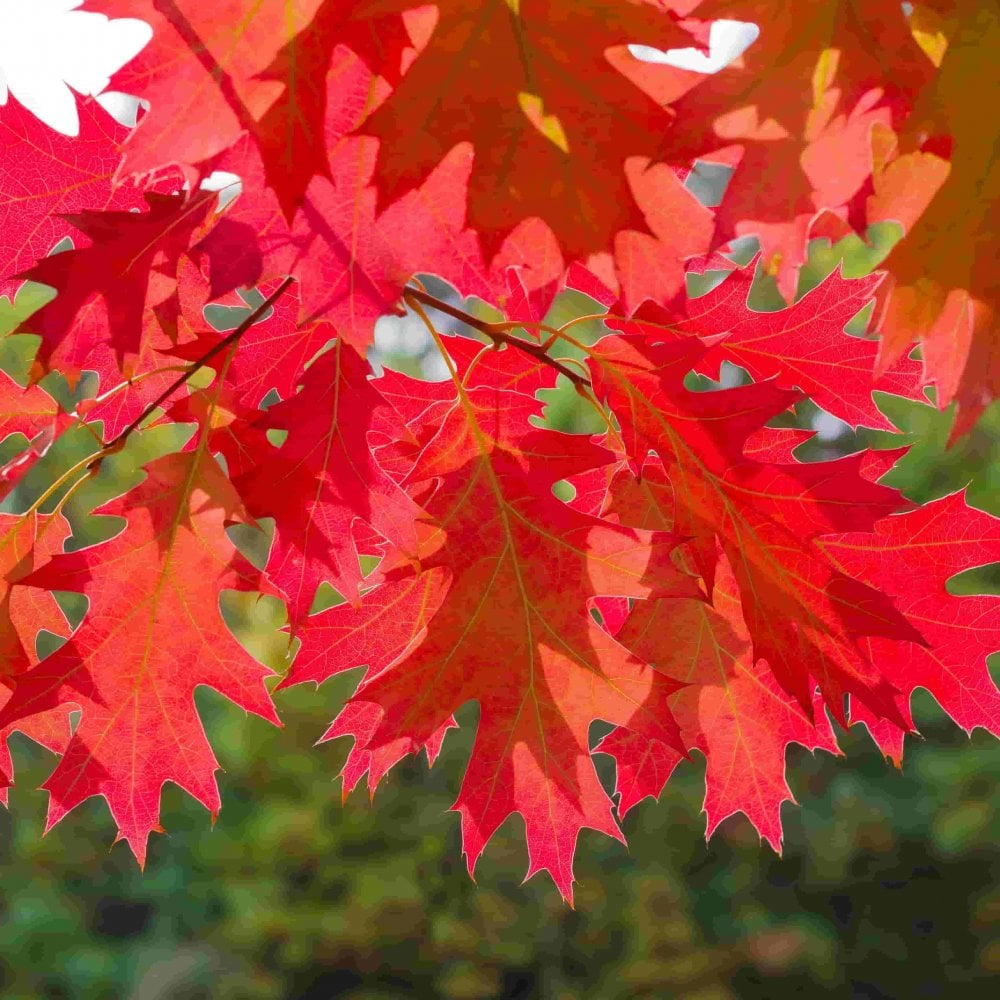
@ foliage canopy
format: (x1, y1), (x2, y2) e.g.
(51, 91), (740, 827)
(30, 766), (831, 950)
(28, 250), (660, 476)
(0, 0), (996, 899)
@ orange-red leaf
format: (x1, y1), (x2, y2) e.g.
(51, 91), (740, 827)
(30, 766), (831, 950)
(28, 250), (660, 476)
(0, 450), (280, 862)
(289, 373), (698, 900)
(821, 492), (1000, 762)
(601, 548), (839, 848)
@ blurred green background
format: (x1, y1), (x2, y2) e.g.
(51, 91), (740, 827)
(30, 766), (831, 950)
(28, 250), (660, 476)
(0, 224), (997, 999)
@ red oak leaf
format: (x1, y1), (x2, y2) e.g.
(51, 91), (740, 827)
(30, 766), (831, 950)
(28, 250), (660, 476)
(0, 450), (281, 863)
(869, 0), (1000, 429)
(193, 42), (569, 345)
(608, 157), (715, 312)
(742, 426), (818, 464)
(14, 191), (215, 381)
(369, 334), (561, 484)
(302, 377), (699, 901)
(0, 98), (144, 292)
(356, 0), (694, 257)
(0, 513), (68, 678)
(211, 114), (564, 349)
(587, 332), (919, 721)
(286, 570), (454, 795)
(166, 385), (265, 485)
(0, 694), (73, 803)
(169, 279), (334, 411)
(821, 492), (1000, 762)
(251, 0), (415, 218)
(74, 256), (216, 440)
(0, 370), (62, 449)
(107, 0), (418, 217)
(287, 571), (449, 693)
(75, 344), (183, 442)
(104, 0), (320, 186)
(674, 264), (922, 429)
(374, 334), (558, 431)
(0, 513), (73, 795)
(601, 548), (839, 847)
(233, 342), (419, 624)
(653, 0), (933, 293)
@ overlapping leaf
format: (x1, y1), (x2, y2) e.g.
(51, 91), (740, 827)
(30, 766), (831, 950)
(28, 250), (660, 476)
(14, 191), (214, 380)
(599, 260), (923, 430)
(587, 330), (918, 720)
(288, 369), (698, 899)
(869, 0), (1000, 428)
(355, 0), (694, 256)
(821, 492), (1000, 762)
(0, 450), (281, 861)
(0, 0), (997, 899)
(0, 513), (73, 794)
(650, 0), (933, 294)
(0, 98), (144, 291)
(600, 547), (839, 848)
(233, 341), (419, 624)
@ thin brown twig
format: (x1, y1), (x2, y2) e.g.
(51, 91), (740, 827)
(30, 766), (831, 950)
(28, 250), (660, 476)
(403, 286), (589, 389)
(101, 276), (295, 456)
(403, 286), (623, 448)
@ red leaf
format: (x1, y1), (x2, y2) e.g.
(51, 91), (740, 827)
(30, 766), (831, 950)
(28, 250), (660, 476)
(233, 342), (419, 624)
(251, 0), (415, 217)
(655, 0), (933, 293)
(169, 279), (333, 411)
(0, 370), (62, 450)
(822, 492), (1000, 762)
(0, 513), (68, 678)
(356, 0), (694, 257)
(587, 332), (918, 721)
(0, 513), (73, 796)
(289, 373), (698, 900)
(0, 98), (146, 292)
(0, 450), (281, 862)
(15, 191), (214, 381)
(868, 1), (1000, 428)
(683, 266), (922, 430)
(106, 0), (316, 185)
(602, 549), (839, 847)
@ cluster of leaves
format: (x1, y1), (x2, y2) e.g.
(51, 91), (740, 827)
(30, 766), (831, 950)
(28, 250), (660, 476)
(0, 0), (996, 899)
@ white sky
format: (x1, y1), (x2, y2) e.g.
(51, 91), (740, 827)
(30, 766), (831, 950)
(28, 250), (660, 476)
(631, 19), (760, 73)
(0, 0), (150, 135)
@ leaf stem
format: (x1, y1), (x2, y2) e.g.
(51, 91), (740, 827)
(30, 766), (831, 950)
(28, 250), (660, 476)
(86, 364), (193, 409)
(403, 286), (589, 389)
(403, 286), (626, 450)
(101, 276), (295, 455)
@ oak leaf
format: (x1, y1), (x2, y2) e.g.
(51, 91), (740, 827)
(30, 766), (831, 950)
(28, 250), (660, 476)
(600, 547), (839, 848)
(233, 342), (419, 624)
(677, 264), (922, 429)
(656, 0), (933, 293)
(14, 191), (214, 381)
(290, 374), (699, 899)
(0, 98), (144, 292)
(821, 492), (1000, 762)
(356, 0), (693, 257)
(0, 450), (281, 862)
(870, 0), (1000, 429)
(587, 331), (919, 720)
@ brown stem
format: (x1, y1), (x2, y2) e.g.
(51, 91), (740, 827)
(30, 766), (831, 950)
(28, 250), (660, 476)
(403, 286), (590, 389)
(101, 276), (296, 455)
